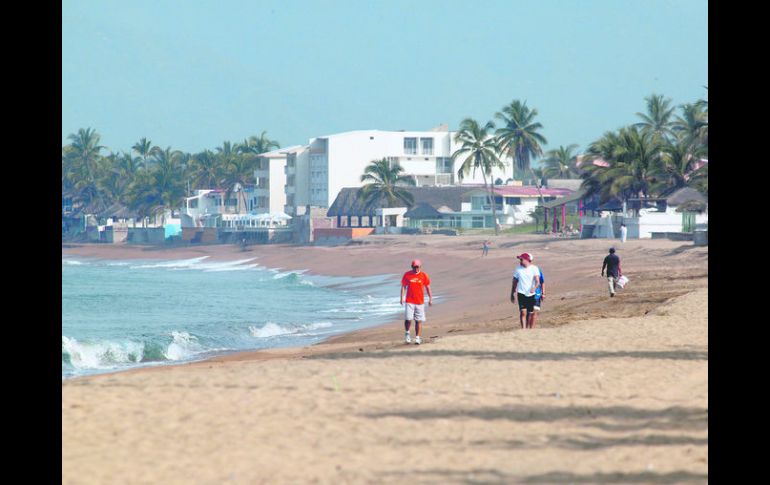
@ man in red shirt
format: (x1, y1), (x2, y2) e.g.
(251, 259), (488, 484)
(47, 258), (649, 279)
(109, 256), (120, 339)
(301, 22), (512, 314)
(400, 259), (432, 345)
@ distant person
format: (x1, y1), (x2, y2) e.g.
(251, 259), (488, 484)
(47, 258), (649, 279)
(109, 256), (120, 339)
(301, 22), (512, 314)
(401, 259), (432, 345)
(620, 223), (627, 243)
(511, 253), (540, 329)
(482, 240), (491, 257)
(601, 247), (623, 297)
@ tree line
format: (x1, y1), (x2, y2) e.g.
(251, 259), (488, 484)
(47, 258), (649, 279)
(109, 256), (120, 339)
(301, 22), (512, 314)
(62, 130), (280, 221)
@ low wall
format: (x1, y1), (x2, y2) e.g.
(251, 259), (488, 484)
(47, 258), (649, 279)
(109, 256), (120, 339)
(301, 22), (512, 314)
(313, 227), (374, 245)
(182, 227), (220, 243)
(650, 232), (694, 241)
(127, 227), (166, 244)
(104, 226), (128, 244)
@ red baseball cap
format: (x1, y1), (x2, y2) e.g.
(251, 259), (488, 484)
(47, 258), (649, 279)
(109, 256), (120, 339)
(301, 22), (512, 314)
(411, 259), (422, 267)
(516, 253), (532, 262)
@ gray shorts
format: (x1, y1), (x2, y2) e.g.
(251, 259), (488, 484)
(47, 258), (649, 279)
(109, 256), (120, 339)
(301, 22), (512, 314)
(405, 303), (426, 321)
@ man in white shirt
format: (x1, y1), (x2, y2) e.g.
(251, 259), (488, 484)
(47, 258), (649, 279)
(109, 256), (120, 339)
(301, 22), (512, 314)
(510, 252), (541, 329)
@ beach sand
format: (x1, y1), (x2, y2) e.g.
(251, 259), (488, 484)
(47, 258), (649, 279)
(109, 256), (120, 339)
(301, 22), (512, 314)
(62, 236), (708, 484)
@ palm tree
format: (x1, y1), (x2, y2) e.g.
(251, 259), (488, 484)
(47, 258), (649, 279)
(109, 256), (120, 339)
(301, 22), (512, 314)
(148, 146), (186, 221)
(635, 94), (676, 141)
(125, 170), (163, 226)
(132, 138), (153, 170)
(673, 103), (708, 148)
(452, 118), (507, 234)
(357, 159), (416, 218)
(221, 154), (258, 214)
(494, 100), (547, 181)
(65, 128), (106, 209)
(580, 126), (663, 210)
(542, 144), (580, 179)
(238, 131), (280, 155)
(189, 149), (223, 191)
(655, 138), (699, 193)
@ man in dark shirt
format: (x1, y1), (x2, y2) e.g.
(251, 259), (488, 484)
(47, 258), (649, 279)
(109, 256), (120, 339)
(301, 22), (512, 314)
(601, 247), (622, 297)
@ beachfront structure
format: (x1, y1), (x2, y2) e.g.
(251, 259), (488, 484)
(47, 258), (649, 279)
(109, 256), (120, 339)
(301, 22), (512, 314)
(576, 187), (708, 239)
(253, 145), (306, 215)
(276, 126), (514, 216)
(327, 185), (573, 230)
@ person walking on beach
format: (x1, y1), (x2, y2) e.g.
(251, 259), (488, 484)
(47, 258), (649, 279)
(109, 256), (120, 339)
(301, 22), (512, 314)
(601, 247), (623, 297)
(482, 240), (491, 257)
(620, 223), (627, 243)
(401, 259), (432, 345)
(511, 253), (540, 329)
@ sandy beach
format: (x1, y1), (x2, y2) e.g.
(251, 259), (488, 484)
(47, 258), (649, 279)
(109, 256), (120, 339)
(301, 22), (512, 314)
(62, 235), (708, 484)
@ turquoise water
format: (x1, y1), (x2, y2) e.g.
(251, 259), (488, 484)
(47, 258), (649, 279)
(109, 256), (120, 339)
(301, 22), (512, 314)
(62, 256), (402, 379)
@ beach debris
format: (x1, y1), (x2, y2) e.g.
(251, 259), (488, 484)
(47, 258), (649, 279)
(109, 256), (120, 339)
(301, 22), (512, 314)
(554, 392), (561, 399)
(358, 348), (364, 352)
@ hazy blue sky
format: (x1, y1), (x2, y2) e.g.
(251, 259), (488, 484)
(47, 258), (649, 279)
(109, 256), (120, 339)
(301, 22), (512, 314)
(62, 0), (707, 156)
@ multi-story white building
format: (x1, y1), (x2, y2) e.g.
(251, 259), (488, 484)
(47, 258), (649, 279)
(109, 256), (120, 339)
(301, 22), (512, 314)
(273, 126), (513, 215)
(252, 145), (305, 214)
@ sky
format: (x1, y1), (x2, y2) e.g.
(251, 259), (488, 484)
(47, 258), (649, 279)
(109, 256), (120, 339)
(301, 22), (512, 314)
(62, 0), (708, 157)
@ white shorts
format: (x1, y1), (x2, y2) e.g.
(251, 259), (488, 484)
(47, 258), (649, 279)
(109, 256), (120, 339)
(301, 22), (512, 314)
(405, 303), (426, 321)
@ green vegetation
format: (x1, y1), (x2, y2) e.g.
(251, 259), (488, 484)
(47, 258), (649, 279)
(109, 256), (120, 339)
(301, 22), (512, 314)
(357, 158), (416, 208)
(452, 118), (506, 235)
(62, 130), (279, 222)
(581, 91), (708, 202)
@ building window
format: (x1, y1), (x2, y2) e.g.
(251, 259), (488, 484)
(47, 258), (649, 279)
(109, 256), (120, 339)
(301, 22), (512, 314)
(420, 138), (433, 155)
(226, 198), (238, 207)
(189, 199), (199, 209)
(436, 157), (452, 174)
(386, 156), (400, 168)
(404, 137), (417, 155)
(504, 197), (521, 206)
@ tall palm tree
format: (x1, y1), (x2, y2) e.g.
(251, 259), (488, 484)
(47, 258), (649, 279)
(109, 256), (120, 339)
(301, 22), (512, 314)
(65, 128), (106, 209)
(494, 100), (547, 181)
(189, 149), (223, 190)
(635, 94), (676, 141)
(673, 103), (708, 148)
(132, 137), (153, 170)
(452, 118), (506, 234)
(149, 146), (186, 221)
(357, 159), (416, 214)
(580, 126), (663, 209)
(238, 131), (280, 155)
(542, 144), (580, 179)
(656, 138), (700, 193)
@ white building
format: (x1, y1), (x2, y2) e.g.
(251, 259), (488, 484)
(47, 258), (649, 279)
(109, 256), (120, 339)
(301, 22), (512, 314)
(272, 126), (513, 216)
(253, 145), (305, 215)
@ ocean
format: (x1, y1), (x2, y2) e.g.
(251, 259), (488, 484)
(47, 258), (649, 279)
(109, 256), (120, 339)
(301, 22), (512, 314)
(62, 256), (403, 379)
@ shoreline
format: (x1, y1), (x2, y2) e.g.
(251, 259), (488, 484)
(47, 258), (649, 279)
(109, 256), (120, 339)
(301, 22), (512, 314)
(62, 236), (708, 381)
